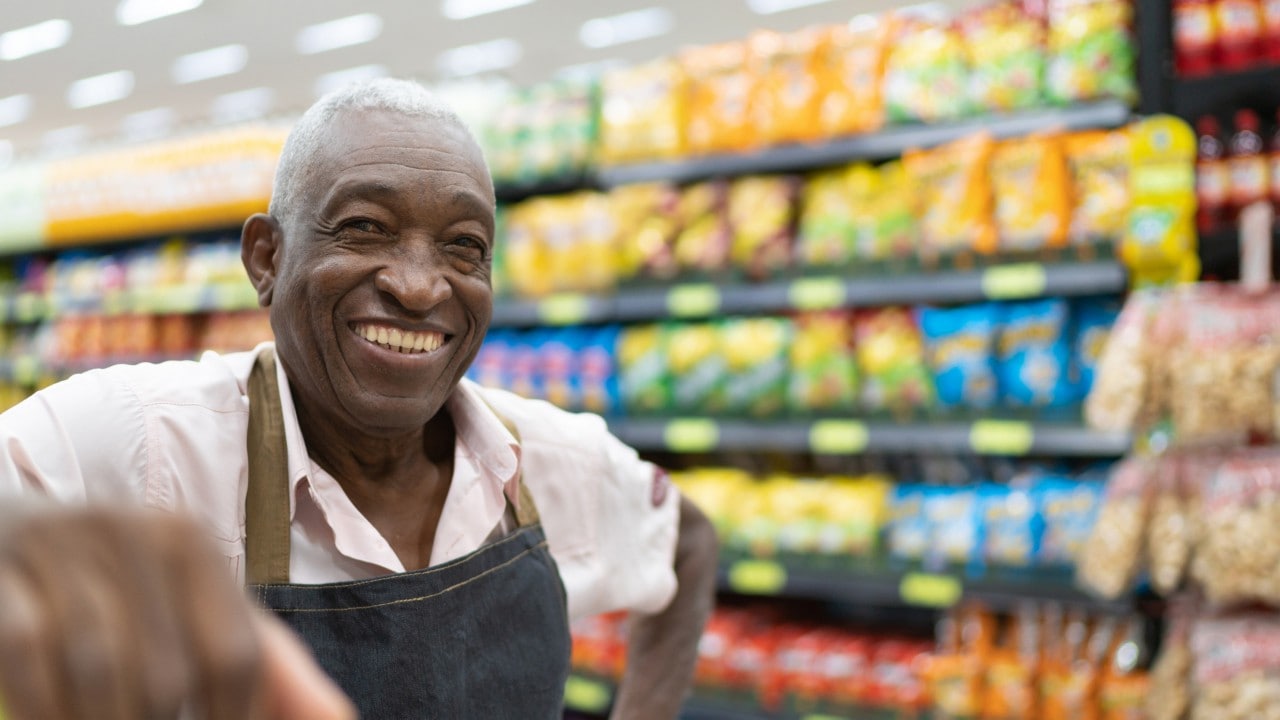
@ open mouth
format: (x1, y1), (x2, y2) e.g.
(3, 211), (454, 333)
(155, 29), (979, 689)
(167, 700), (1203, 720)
(351, 322), (449, 355)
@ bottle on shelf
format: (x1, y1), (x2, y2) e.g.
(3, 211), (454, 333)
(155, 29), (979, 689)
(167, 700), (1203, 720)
(1197, 116), (1231, 233)
(1229, 109), (1271, 222)
(1176, 0), (1220, 76)
(1265, 0), (1280, 62)
(1216, 0), (1265, 70)
(1270, 109), (1280, 213)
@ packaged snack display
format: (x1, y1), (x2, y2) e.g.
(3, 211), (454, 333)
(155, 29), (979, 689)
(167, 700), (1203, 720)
(599, 58), (687, 165)
(727, 175), (800, 280)
(1071, 297), (1122, 396)
(927, 605), (989, 718)
(859, 160), (919, 263)
(882, 9), (971, 123)
(667, 323), (727, 415)
(609, 182), (681, 282)
(918, 303), (1001, 410)
(887, 484), (930, 562)
(1192, 450), (1280, 605)
(960, 2), (1047, 113)
(1045, 0), (1137, 105)
(1084, 289), (1161, 433)
(1146, 452), (1208, 596)
(788, 311), (859, 415)
(818, 476), (892, 557)
(998, 299), (1077, 409)
(1077, 458), (1153, 599)
(1146, 598), (1194, 720)
(579, 325), (622, 416)
(750, 28), (825, 146)
(617, 324), (672, 415)
(854, 308), (934, 415)
(682, 41), (757, 156)
(672, 181), (732, 275)
(990, 134), (1071, 251)
(817, 16), (891, 138)
(1122, 117), (1199, 285)
(983, 482), (1045, 568)
(983, 604), (1040, 719)
(925, 486), (984, 567)
(1190, 614), (1280, 720)
(904, 133), (997, 257)
(797, 167), (858, 267)
(1065, 130), (1132, 244)
(721, 318), (791, 418)
(501, 200), (553, 298)
(1038, 473), (1106, 567)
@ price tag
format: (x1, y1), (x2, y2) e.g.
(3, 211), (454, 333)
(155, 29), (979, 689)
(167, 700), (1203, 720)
(663, 419), (719, 453)
(666, 284), (720, 318)
(970, 420), (1035, 455)
(809, 420), (869, 454)
(14, 293), (41, 322)
(727, 559), (788, 595)
(538, 294), (590, 326)
(12, 356), (39, 386)
(981, 264), (1047, 300)
(899, 572), (963, 608)
(789, 277), (846, 311)
(563, 676), (612, 713)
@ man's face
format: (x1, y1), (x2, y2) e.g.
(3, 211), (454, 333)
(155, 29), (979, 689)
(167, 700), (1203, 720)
(268, 108), (496, 437)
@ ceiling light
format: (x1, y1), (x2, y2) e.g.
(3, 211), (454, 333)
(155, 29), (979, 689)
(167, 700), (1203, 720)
(746, 0), (835, 14)
(441, 0), (535, 20)
(116, 0), (203, 26)
(579, 8), (673, 49)
(295, 13), (383, 55)
(42, 125), (89, 155)
(171, 44), (248, 84)
(314, 64), (389, 98)
(211, 87), (275, 123)
(0, 94), (32, 128)
(0, 19), (72, 61)
(121, 107), (176, 141)
(436, 38), (521, 78)
(66, 70), (135, 109)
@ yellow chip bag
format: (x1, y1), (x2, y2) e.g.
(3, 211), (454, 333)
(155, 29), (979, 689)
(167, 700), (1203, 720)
(1064, 129), (1131, 245)
(991, 134), (1071, 251)
(751, 28), (825, 146)
(599, 58), (687, 165)
(683, 41), (758, 155)
(904, 133), (997, 256)
(819, 16), (892, 138)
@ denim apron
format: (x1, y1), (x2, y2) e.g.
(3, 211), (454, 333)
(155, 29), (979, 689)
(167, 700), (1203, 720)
(243, 351), (571, 719)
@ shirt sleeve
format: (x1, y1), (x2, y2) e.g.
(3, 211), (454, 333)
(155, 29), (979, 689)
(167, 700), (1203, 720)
(0, 369), (149, 506)
(476, 385), (680, 622)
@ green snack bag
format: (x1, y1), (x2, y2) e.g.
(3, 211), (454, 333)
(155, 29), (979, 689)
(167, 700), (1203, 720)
(788, 311), (859, 414)
(1046, 0), (1137, 105)
(721, 317), (791, 418)
(617, 324), (672, 414)
(668, 323), (728, 415)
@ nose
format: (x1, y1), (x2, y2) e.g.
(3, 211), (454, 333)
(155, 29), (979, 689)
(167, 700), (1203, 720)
(373, 247), (452, 315)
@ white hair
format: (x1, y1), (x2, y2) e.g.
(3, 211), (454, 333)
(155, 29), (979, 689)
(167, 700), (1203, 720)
(269, 77), (486, 221)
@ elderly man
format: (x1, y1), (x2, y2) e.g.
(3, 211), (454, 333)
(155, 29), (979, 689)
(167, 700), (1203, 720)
(0, 78), (717, 720)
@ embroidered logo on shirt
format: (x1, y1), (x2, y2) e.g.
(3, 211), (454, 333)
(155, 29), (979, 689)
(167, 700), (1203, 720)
(651, 467), (670, 507)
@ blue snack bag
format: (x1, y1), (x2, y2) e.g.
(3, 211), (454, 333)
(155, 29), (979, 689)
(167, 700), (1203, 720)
(580, 325), (622, 416)
(470, 329), (513, 388)
(982, 481), (1044, 568)
(997, 299), (1076, 408)
(887, 484), (930, 562)
(1037, 474), (1104, 567)
(540, 328), (584, 411)
(508, 329), (548, 401)
(1071, 297), (1122, 398)
(918, 303), (1001, 410)
(925, 486), (984, 568)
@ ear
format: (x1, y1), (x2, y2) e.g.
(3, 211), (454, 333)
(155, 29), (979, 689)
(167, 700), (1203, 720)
(241, 213), (283, 307)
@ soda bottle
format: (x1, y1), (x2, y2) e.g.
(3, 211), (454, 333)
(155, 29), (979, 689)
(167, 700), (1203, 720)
(1270, 109), (1280, 212)
(1176, 0), (1219, 75)
(1216, 0), (1265, 70)
(1230, 109), (1270, 222)
(1197, 116), (1231, 233)
(1263, 0), (1280, 62)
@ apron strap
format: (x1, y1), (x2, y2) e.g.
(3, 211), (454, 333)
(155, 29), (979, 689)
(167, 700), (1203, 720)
(245, 349), (293, 585)
(480, 399), (541, 529)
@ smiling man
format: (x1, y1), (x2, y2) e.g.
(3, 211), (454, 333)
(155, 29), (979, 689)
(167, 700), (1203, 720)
(0, 78), (717, 720)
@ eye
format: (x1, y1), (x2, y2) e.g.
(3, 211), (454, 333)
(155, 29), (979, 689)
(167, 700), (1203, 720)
(342, 218), (384, 234)
(451, 235), (488, 258)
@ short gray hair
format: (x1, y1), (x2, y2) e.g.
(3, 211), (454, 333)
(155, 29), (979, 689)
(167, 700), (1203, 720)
(269, 77), (485, 221)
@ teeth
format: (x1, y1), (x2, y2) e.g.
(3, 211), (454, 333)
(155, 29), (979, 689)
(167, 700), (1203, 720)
(389, 329), (403, 347)
(413, 333), (426, 352)
(376, 327), (389, 345)
(354, 324), (445, 354)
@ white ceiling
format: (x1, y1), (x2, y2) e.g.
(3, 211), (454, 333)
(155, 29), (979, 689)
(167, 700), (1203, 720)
(0, 0), (983, 161)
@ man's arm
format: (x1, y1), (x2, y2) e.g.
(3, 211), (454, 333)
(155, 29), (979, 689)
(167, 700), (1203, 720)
(610, 495), (719, 720)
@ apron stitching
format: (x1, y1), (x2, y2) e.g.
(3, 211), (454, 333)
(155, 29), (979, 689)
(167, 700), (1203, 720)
(263, 540), (549, 614)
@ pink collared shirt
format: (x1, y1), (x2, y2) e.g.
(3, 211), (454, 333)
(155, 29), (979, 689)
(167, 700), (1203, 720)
(0, 343), (679, 621)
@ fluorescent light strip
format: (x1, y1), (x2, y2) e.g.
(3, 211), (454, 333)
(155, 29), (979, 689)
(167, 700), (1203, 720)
(0, 94), (32, 128)
(746, 0), (835, 14)
(0, 19), (71, 61)
(296, 13), (383, 55)
(171, 44), (248, 84)
(441, 0), (535, 20)
(436, 38), (521, 78)
(67, 70), (135, 109)
(117, 0), (203, 26)
(314, 64), (389, 98)
(579, 8), (673, 49)
(211, 87), (275, 123)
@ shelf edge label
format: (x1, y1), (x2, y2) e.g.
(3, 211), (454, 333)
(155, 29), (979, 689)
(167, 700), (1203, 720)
(666, 284), (721, 318)
(563, 676), (612, 713)
(981, 263), (1048, 300)
(899, 572), (963, 608)
(538, 294), (591, 325)
(727, 559), (788, 595)
(789, 277), (846, 311)
(809, 420), (869, 454)
(970, 420), (1035, 455)
(663, 419), (719, 453)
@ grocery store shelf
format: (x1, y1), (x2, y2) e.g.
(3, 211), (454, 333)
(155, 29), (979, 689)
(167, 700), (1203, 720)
(491, 259), (1127, 328)
(606, 417), (1131, 458)
(0, 283), (262, 324)
(717, 554), (1133, 614)
(1172, 65), (1280, 121)
(597, 100), (1131, 187)
(494, 173), (598, 204)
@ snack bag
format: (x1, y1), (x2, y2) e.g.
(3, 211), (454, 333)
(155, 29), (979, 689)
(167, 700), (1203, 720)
(887, 484), (930, 561)
(1146, 453), (1196, 597)
(579, 325), (621, 416)
(883, 9), (972, 122)
(1046, 0), (1137, 105)
(1083, 289), (1161, 433)
(998, 299), (1077, 409)
(982, 482), (1044, 568)
(682, 41), (757, 155)
(1145, 597), (1194, 720)
(1041, 611), (1113, 720)
(797, 166), (858, 267)
(1122, 117), (1198, 285)
(854, 308), (934, 414)
(1190, 614), (1280, 720)
(610, 182), (681, 281)
(990, 134), (1071, 251)
(928, 605), (993, 718)
(904, 134), (997, 257)
(617, 324), (672, 414)
(1099, 617), (1150, 720)
(576, 191), (621, 293)
(1064, 130), (1131, 245)
(1076, 458), (1153, 599)
(983, 604), (1041, 720)
(506, 330), (545, 401)
(961, 2), (1046, 113)
(667, 322), (727, 415)
(1192, 450), (1280, 605)
(818, 15), (892, 138)
(728, 175), (799, 280)
(538, 328), (584, 411)
(788, 311), (858, 414)
(1071, 297), (1121, 398)
(672, 181), (732, 275)
(721, 317), (791, 418)
(1038, 473), (1105, 567)
(599, 58), (687, 165)
(501, 200), (552, 298)
(860, 160), (919, 262)
(751, 28), (825, 146)
(925, 487), (984, 567)
(919, 303), (1001, 411)
(816, 475), (891, 557)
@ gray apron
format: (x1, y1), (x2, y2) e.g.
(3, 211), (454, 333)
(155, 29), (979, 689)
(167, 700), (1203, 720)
(243, 351), (571, 719)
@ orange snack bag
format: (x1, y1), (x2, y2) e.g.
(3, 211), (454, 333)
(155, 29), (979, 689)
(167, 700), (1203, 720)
(904, 133), (997, 256)
(751, 28), (825, 146)
(682, 41), (758, 155)
(818, 15), (892, 138)
(929, 605), (994, 718)
(1064, 130), (1131, 245)
(983, 605), (1040, 719)
(599, 58), (687, 165)
(990, 133), (1071, 251)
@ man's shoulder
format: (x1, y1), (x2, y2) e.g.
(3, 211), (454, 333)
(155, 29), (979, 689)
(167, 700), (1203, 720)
(59, 349), (254, 414)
